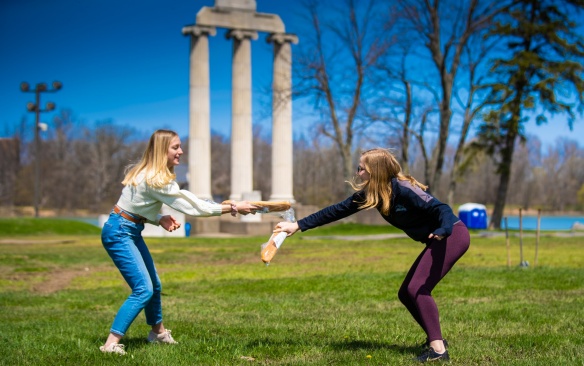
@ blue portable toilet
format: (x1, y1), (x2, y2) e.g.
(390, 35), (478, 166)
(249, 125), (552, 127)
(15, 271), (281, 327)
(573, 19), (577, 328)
(184, 222), (191, 237)
(458, 203), (488, 229)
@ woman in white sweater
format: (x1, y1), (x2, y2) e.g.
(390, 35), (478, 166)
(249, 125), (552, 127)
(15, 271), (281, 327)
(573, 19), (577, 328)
(99, 129), (257, 355)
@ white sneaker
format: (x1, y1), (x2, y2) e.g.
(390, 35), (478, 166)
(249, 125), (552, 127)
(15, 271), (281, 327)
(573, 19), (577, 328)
(99, 342), (126, 355)
(147, 329), (178, 344)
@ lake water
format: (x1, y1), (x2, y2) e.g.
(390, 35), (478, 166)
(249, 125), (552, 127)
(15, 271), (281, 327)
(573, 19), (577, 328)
(504, 216), (584, 231)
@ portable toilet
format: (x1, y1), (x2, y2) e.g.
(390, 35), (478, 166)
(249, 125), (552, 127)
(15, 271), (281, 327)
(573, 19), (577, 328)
(458, 203), (488, 229)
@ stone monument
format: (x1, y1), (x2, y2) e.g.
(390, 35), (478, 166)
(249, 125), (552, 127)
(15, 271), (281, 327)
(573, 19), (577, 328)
(182, 0), (298, 214)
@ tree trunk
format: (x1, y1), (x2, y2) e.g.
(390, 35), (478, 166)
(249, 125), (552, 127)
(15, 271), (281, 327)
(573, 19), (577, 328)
(401, 81), (412, 174)
(341, 143), (354, 196)
(431, 82), (453, 191)
(447, 109), (474, 207)
(446, 128), (466, 207)
(490, 165), (510, 230)
(490, 126), (518, 229)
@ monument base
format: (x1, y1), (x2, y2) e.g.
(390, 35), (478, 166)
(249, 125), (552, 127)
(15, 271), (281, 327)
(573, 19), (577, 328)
(185, 203), (318, 237)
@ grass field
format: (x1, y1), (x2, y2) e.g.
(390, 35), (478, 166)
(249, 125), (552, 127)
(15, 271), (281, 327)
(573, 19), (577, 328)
(0, 219), (583, 365)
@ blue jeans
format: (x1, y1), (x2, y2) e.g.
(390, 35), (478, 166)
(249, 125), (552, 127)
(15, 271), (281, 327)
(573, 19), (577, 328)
(101, 211), (163, 336)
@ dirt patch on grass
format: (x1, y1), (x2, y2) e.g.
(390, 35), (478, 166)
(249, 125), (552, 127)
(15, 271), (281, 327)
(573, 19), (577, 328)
(0, 239), (76, 245)
(2, 267), (92, 294)
(24, 267), (100, 294)
(31, 268), (91, 294)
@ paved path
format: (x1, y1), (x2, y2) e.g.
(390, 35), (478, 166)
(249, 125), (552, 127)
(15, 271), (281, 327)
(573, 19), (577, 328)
(301, 231), (584, 241)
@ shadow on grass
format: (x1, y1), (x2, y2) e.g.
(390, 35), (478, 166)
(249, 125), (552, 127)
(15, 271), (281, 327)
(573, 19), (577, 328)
(111, 336), (151, 350)
(245, 337), (419, 355)
(330, 340), (419, 355)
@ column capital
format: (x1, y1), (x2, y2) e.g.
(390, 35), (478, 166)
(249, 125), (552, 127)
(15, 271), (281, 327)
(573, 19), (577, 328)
(225, 29), (258, 41)
(182, 25), (217, 37)
(267, 33), (299, 45)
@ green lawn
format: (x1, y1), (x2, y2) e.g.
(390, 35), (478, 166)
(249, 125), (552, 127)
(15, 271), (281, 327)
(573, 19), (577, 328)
(0, 219), (582, 365)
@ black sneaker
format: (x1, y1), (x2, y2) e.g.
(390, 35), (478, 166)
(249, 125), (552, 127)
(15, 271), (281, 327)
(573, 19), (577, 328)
(420, 339), (449, 350)
(415, 347), (450, 363)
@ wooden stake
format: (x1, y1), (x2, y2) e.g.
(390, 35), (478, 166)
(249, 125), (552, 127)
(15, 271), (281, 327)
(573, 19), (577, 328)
(534, 209), (541, 268)
(504, 217), (510, 268)
(519, 208), (525, 267)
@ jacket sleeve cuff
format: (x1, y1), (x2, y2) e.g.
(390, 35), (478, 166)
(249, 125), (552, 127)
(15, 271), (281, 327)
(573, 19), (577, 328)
(432, 227), (450, 237)
(146, 214), (163, 226)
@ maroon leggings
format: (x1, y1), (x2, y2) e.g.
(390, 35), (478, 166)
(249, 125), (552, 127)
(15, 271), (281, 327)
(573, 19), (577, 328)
(398, 221), (470, 342)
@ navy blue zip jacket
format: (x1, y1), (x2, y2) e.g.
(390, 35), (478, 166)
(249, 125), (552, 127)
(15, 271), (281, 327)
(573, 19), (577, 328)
(297, 178), (460, 244)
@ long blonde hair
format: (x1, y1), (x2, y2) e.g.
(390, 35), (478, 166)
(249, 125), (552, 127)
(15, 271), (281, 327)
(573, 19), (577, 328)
(122, 129), (178, 188)
(349, 148), (428, 215)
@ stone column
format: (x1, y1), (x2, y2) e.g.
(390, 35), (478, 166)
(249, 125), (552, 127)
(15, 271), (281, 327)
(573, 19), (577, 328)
(182, 25), (216, 200)
(226, 29), (258, 201)
(267, 33), (298, 202)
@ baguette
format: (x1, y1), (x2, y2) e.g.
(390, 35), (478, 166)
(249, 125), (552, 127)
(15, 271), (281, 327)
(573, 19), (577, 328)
(223, 200), (291, 213)
(261, 231), (288, 264)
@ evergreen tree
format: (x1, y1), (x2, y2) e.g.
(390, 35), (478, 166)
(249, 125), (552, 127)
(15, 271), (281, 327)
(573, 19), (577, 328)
(476, 0), (584, 229)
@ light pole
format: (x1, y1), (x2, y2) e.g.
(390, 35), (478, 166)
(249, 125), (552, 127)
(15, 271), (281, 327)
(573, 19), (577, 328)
(20, 81), (62, 217)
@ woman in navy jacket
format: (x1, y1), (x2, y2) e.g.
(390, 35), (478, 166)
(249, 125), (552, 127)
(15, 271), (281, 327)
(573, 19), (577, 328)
(276, 148), (470, 363)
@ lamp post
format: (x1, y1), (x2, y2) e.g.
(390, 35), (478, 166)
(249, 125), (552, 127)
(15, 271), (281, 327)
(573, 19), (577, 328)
(20, 81), (62, 217)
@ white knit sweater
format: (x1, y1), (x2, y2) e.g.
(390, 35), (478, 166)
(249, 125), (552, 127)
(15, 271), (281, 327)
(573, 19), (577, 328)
(115, 174), (222, 225)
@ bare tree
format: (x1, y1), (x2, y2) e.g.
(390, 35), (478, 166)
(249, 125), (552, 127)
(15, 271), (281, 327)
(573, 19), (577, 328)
(539, 139), (584, 211)
(0, 138), (19, 211)
(506, 138), (536, 209)
(293, 132), (346, 206)
(40, 109), (79, 212)
(453, 135), (584, 213)
(446, 35), (500, 206)
(76, 121), (138, 212)
(396, 0), (514, 193)
(366, 41), (427, 175)
(447, 138), (497, 206)
(295, 0), (394, 192)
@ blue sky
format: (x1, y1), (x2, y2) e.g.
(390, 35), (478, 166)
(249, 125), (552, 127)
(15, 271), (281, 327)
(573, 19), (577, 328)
(0, 0), (303, 140)
(1, 0), (582, 147)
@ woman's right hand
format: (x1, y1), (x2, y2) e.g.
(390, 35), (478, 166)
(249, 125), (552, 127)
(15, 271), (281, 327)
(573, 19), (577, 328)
(275, 221), (300, 236)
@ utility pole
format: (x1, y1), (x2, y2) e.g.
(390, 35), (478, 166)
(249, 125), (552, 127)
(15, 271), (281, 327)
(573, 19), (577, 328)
(20, 81), (62, 217)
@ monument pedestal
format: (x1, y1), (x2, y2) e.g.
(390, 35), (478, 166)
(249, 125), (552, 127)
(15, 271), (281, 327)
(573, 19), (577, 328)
(185, 203), (318, 237)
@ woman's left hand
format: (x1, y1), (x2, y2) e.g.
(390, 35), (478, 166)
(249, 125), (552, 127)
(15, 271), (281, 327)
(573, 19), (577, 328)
(235, 201), (260, 215)
(160, 215), (181, 232)
(428, 233), (443, 240)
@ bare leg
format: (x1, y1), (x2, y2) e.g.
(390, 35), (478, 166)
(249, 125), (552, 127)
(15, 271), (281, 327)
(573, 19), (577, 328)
(430, 339), (446, 354)
(147, 321), (178, 344)
(151, 322), (166, 334)
(104, 332), (123, 348)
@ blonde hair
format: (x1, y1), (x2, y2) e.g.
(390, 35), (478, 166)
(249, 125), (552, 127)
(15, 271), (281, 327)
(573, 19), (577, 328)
(349, 148), (428, 215)
(122, 129), (178, 188)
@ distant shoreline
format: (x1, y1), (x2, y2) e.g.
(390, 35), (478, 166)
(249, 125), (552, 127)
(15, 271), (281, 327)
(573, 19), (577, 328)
(500, 209), (583, 217)
(1, 206), (583, 219)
